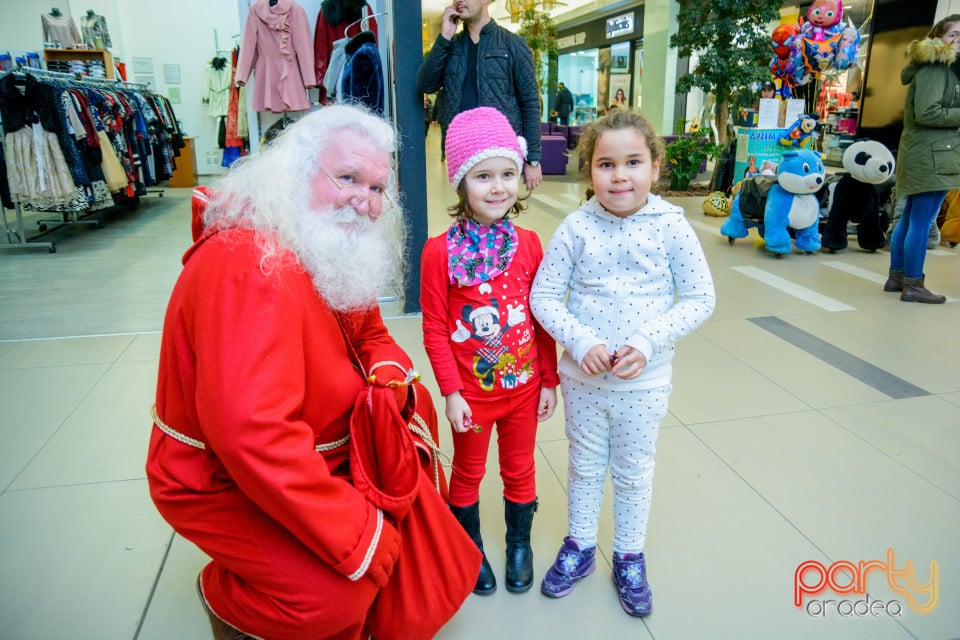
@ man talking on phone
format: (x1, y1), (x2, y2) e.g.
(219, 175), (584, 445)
(417, 0), (543, 190)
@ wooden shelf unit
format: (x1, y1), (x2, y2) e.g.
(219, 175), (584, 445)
(43, 49), (114, 79)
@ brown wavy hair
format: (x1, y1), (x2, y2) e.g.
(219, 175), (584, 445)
(929, 14), (960, 38)
(575, 109), (664, 199)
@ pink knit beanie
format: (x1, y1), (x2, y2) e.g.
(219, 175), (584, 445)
(445, 107), (527, 189)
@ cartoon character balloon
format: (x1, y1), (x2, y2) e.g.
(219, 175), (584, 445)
(788, 0), (861, 85)
(801, 0), (844, 41)
(832, 20), (861, 70)
(770, 23), (800, 93)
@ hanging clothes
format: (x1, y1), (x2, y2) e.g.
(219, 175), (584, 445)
(322, 37), (349, 100)
(235, 0), (317, 113)
(314, 0), (378, 105)
(340, 30), (383, 114)
(202, 57), (232, 118)
(0, 71), (185, 211)
(223, 48), (247, 168)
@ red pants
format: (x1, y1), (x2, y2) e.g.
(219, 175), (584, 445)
(195, 492), (378, 640)
(449, 382), (540, 506)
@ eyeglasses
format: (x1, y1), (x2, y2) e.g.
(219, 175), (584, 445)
(319, 168), (396, 213)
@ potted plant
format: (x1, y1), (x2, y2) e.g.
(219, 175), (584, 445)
(663, 119), (718, 191)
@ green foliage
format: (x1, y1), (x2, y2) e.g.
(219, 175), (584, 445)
(519, 9), (558, 92)
(664, 119), (719, 190)
(669, 0), (782, 140)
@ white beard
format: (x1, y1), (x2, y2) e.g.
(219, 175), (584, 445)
(284, 205), (399, 312)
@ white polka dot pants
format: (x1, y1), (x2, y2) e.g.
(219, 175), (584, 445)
(560, 374), (671, 554)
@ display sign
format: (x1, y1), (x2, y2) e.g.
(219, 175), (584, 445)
(606, 13), (635, 39)
(734, 127), (787, 181)
(557, 32), (587, 50)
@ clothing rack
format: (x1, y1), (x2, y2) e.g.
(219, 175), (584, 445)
(18, 66), (149, 91)
(17, 67), (162, 225)
(1, 68), (182, 251)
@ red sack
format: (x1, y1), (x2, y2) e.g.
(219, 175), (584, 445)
(350, 386), (481, 640)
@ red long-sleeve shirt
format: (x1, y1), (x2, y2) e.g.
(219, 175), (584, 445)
(421, 226), (559, 400)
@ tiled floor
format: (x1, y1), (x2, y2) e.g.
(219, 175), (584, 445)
(1, 128), (958, 639)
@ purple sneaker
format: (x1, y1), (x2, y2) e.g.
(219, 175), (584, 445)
(612, 551), (652, 616)
(541, 537), (596, 598)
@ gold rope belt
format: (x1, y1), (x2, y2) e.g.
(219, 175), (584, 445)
(151, 404), (450, 492)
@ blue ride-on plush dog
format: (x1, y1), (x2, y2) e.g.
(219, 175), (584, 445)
(720, 149), (825, 256)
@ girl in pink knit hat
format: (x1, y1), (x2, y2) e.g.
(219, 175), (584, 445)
(420, 106), (559, 597)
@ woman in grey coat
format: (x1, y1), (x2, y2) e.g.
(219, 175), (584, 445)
(885, 14), (960, 303)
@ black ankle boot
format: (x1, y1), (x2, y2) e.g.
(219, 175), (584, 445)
(450, 502), (497, 595)
(504, 497), (538, 593)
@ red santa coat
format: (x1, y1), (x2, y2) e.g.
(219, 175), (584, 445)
(236, 0), (317, 112)
(146, 225), (477, 639)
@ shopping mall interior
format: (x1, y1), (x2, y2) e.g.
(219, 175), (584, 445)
(1, 1), (958, 639)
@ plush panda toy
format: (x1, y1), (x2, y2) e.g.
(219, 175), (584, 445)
(820, 140), (895, 252)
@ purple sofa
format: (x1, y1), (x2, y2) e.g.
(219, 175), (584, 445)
(540, 134), (568, 175)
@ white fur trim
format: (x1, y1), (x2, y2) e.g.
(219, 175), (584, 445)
(451, 147), (524, 189)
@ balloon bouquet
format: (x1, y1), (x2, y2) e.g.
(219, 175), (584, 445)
(768, 0), (862, 98)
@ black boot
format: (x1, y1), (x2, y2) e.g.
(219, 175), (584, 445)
(450, 502), (497, 595)
(504, 497), (538, 593)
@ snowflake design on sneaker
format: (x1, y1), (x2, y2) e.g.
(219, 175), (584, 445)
(612, 551), (652, 617)
(560, 552), (581, 573)
(541, 537), (596, 598)
(619, 562), (644, 587)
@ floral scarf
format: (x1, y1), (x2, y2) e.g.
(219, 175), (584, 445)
(446, 218), (518, 287)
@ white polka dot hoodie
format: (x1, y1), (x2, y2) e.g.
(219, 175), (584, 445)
(530, 194), (716, 389)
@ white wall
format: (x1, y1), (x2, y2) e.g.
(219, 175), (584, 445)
(115, 0), (240, 176)
(1, 0), (239, 176)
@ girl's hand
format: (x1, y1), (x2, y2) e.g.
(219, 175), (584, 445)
(580, 344), (613, 376)
(611, 346), (647, 380)
(538, 386), (558, 421)
(445, 391), (474, 433)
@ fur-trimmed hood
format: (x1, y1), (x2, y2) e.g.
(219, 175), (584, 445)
(902, 37), (959, 84)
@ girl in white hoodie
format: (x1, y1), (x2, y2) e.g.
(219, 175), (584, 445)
(530, 109), (715, 617)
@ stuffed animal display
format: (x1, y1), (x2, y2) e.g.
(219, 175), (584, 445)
(820, 140), (895, 252)
(721, 149), (825, 256)
(780, 114), (819, 148)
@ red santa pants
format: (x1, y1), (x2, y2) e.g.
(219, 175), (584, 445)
(178, 486), (380, 640)
(448, 382), (540, 506)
